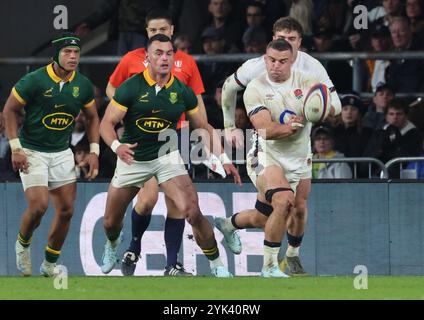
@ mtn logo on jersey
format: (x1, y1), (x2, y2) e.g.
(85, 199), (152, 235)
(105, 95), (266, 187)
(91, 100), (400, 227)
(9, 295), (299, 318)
(135, 117), (172, 133)
(266, 94), (274, 101)
(42, 112), (75, 130)
(294, 89), (303, 99)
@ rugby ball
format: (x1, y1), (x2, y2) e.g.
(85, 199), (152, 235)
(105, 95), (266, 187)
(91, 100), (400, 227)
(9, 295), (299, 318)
(303, 83), (330, 123)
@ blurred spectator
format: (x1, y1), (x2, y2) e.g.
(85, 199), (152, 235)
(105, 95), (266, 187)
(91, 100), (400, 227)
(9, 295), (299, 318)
(245, 1), (267, 29)
(74, 138), (90, 180)
(204, 79), (225, 129)
(176, 0), (210, 53)
(234, 102), (250, 178)
(315, 0), (349, 36)
(201, 27), (227, 55)
(92, 86), (118, 179)
(312, 125), (353, 179)
(333, 93), (373, 159)
(363, 98), (422, 178)
(242, 26), (268, 53)
(406, 0), (424, 36)
(256, 0), (288, 31)
(0, 109), (7, 160)
(366, 24), (392, 92)
(363, 83), (395, 129)
(405, 132), (424, 178)
(312, 29), (355, 92)
(206, 0), (244, 51)
(408, 97), (424, 131)
(74, 0), (183, 55)
(174, 34), (192, 53)
(71, 112), (86, 148)
(289, 0), (314, 36)
(94, 85), (108, 119)
(199, 27), (238, 94)
(370, 0), (403, 28)
(385, 17), (424, 93)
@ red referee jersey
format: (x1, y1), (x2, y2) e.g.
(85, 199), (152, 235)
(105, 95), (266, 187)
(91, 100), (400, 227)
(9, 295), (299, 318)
(109, 48), (205, 128)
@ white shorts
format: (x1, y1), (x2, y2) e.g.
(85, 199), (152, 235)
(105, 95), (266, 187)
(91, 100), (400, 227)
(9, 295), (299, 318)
(246, 150), (312, 192)
(19, 148), (76, 191)
(112, 150), (188, 189)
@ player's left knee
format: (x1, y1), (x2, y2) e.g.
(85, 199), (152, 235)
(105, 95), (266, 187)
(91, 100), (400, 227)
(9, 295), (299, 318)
(58, 205), (74, 221)
(185, 208), (202, 226)
(294, 201), (308, 220)
(266, 187), (294, 213)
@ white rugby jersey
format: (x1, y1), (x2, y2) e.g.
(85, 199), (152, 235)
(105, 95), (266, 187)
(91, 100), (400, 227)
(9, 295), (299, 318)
(235, 51), (335, 93)
(243, 70), (318, 171)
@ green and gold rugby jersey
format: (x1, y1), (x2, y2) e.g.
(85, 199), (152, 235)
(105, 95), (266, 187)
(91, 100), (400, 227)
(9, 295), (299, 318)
(113, 69), (198, 161)
(12, 63), (95, 152)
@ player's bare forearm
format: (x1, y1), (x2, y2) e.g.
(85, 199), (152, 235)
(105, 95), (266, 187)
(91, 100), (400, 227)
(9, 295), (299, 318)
(105, 82), (116, 101)
(196, 95), (208, 120)
(257, 122), (298, 140)
(222, 75), (242, 129)
(100, 120), (118, 147)
(100, 102), (125, 147)
(3, 93), (24, 140)
(250, 110), (300, 140)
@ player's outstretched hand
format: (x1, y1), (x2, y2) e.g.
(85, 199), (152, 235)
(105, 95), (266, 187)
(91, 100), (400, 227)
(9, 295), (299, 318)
(223, 163), (242, 186)
(117, 143), (138, 165)
(84, 153), (99, 181)
(224, 128), (244, 149)
(11, 149), (29, 174)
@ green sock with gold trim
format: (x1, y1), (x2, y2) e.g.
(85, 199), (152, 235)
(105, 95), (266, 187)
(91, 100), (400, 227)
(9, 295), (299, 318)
(202, 245), (220, 261)
(17, 232), (32, 248)
(45, 246), (61, 263)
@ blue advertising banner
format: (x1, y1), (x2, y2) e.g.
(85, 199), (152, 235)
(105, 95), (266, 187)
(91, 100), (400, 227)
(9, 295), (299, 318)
(1, 182), (424, 276)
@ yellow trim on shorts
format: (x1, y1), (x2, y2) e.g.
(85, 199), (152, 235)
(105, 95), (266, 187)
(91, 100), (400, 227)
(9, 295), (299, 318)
(46, 246), (61, 255)
(186, 106), (199, 115)
(84, 99), (95, 108)
(112, 99), (128, 111)
(12, 87), (26, 105)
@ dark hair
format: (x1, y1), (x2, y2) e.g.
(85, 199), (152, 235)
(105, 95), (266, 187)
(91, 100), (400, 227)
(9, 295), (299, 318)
(273, 17), (303, 38)
(266, 39), (293, 52)
(386, 98), (409, 115)
(147, 34), (172, 49)
(246, 0), (265, 14)
(146, 8), (172, 26)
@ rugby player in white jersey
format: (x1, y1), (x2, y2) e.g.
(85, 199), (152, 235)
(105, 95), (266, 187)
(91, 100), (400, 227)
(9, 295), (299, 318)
(215, 17), (341, 275)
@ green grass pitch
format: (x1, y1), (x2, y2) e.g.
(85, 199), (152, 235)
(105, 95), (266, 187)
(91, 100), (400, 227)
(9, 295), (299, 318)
(0, 276), (423, 300)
